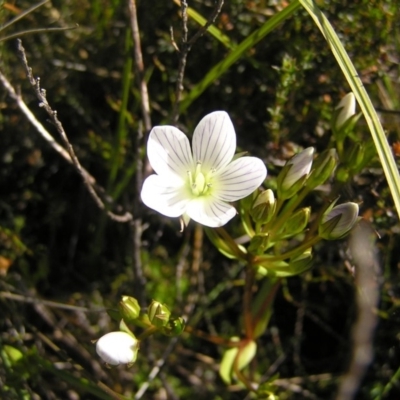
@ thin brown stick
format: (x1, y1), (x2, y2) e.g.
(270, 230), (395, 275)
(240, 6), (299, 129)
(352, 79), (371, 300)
(127, 0), (151, 306)
(14, 39), (132, 223)
(171, 0), (225, 124)
(127, 0), (152, 133)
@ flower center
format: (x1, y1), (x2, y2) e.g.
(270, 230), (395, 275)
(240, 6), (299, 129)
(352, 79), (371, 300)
(188, 162), (214, 197)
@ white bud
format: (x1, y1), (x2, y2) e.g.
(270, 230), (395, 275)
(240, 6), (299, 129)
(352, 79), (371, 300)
(282, 147), (314, 191)
(335, 93), (356, 130)
(96, 331), (139, 365)
(320, 202), (359, 240)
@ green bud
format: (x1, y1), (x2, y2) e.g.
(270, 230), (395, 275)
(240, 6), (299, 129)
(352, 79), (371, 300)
(250, 189), (276, 224)
(119, 296), (141, 322)
(240, 190), (259, 212)
(336, 165), (350, 183)
(161, 317), (186, 336)
(148, 300), (171, 328)
(276, 207), (310, 239)
(342, 140), (366, 175)
(277, 147), (314, 199)
(319, 202), (359, 240)
(288, 249), (313, 275)
(306, 149), (337, 189)
(248, 234), (269, 255)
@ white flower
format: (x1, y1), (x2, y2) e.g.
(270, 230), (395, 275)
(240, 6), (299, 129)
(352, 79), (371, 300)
(96, 331), (139, 366)
(141, 111), (267, 227)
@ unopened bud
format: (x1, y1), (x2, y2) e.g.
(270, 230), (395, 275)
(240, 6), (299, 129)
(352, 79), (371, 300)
(288, 249), (313, 275)
(119, 296), (140, 322)
(96, 331), (139, 366)
(148, 300), (171, 328)
(248, 234), (269, 255)
(334, 92), (356, 130)
(277, 147), (314, 199)
(161, 317), (186, 336)
(306, 149), (337, 189)
(277, 207), (310, 239)
(250, 189), (276, 224)
(319, 202), (359, 240)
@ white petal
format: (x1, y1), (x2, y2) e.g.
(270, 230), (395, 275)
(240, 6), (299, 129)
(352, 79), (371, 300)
(141, 175), (190, 217)
(186, 196), (237, 227)
(147, 126), (194, 184)
(192, 111), (236, 172)
(214, 157), (267, 201)
(96, 332), (138, 366)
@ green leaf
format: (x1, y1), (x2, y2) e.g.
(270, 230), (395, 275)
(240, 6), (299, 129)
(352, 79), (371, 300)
(180, 1), (301, 111)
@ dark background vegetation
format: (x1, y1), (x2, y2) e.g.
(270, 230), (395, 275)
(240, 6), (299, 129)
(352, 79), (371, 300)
(1, 0), (400, 399)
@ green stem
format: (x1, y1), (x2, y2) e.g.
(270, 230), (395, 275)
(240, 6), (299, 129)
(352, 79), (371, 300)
(253, 236), (321, 264)
(243, 266), (256, 338)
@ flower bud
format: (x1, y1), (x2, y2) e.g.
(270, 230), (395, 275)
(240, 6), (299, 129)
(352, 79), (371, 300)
(250, 189), (276, 224)
(119, 296), (141, 322)
(306, 149), (337, 189)
(96, 331), (139, 366)
(276, 207), (310, 239)
(248, 234), (269, 255)
(342, 140), (366, 175)
(161, 317), (186, 336)
(240, 190), (259, 212)
(334, 93), (356, 130)
(319, 202), (359, 240)
(277, 147), (314, 199)
(288, 249), (313, 275)
(148, 300), (171, 328)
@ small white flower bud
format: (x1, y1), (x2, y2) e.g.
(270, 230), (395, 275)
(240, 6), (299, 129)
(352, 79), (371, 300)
(96, 331), (139, 366)
(319, 202), (359, 240)
(281, 147), (314, 191)
(335, 93), (356, 130)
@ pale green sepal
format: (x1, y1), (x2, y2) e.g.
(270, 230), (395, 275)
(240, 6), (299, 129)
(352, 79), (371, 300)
(119, 319), (135, 336)
(219, 337), (240, 384)
(237, 340), (257, 371)
(204, 227), (247, 260)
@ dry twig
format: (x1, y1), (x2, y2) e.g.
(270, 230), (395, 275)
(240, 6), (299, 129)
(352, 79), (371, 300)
(13, 39), (132, 223)
(171, 0), (225, 124)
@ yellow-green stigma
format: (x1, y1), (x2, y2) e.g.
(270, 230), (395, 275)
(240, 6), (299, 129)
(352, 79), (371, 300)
(188, 162), (213, 196)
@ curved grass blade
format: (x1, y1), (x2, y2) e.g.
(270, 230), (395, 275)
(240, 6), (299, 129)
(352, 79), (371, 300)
(299, 0), (400, 219)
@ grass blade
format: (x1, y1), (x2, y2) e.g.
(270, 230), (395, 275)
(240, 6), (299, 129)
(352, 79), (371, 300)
(299, 0), (400, 219)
